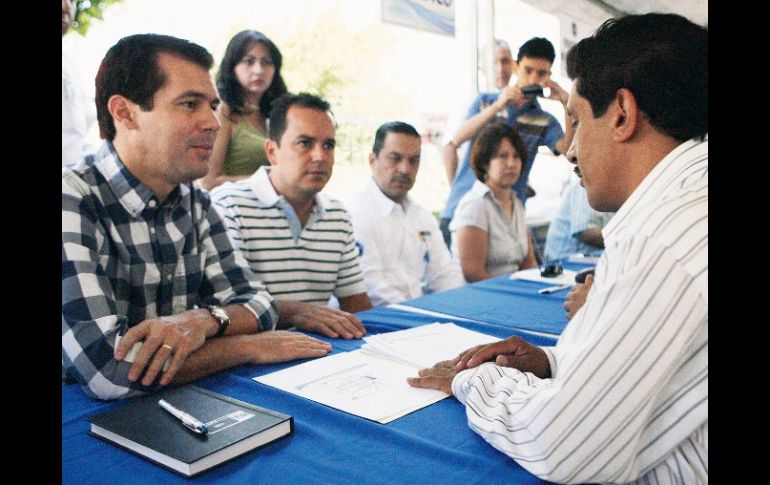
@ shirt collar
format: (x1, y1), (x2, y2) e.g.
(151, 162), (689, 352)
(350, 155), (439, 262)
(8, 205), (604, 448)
(366, 177), (411, 217)
(248, 165), (329, 212)
(603, 136), (708, 240)
(470, 179), (493, 198)
(93, 140), (190, 217)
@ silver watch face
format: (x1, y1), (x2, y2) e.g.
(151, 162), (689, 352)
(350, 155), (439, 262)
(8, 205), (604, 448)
(209, 306), (229, 323)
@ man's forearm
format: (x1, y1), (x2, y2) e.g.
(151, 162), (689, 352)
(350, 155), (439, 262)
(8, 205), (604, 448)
(222, 304), (262, 335)
(339, 292), (373, 313)
(169, 334), (253, 384)
(555, 103), (575, 155)
(442, 143), (459, 183)
(159, 304), (260, 338)
(454, 103), (503, 145)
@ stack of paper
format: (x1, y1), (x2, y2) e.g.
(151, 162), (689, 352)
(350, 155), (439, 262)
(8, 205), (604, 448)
(360, 322), (500, 368)
(255, 323), (499, 424)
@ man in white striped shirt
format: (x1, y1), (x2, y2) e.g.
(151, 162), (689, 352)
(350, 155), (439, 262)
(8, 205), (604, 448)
(212, 93), (372, 340)
(409, 14), (707, 484)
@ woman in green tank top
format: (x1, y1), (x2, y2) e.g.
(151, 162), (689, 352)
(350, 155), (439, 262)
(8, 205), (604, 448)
(201, 30), (288, 191)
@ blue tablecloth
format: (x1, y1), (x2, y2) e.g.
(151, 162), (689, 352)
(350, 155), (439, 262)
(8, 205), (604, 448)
(63, 307), (555, 484)
(358, 305), (558, 347)
(401, 274), (571, 336)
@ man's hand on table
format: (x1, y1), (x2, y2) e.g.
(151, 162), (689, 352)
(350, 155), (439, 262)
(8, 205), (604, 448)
(277, 300), (366, 339)
(564, 273), (594, 320)
(407, 335), (552, 393)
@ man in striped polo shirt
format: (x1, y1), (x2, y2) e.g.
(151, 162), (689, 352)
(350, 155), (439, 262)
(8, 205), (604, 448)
(212, 93), (372, 340)
(410, 14), (707, 484)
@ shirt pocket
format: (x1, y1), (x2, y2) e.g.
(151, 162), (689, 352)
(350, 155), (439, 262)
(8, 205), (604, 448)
(416, 236), (430, 279)
(172, 252), (207, 313)
(95, 252), (133, 317)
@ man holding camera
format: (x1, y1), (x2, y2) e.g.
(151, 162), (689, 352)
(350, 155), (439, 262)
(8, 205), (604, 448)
(439, 37), (575, 246)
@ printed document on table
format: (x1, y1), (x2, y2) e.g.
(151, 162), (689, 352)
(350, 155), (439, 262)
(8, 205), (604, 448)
(255, 323), (500, 424)
(255, 350), (446, 424)
(509, 267), (577, 285)
(360, 322), (499, 368)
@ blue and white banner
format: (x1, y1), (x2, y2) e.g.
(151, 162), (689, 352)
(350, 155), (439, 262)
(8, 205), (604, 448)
(381, 0), (455, 37)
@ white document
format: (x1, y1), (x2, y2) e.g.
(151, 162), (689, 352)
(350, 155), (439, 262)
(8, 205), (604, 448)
(255, 323), (500, 424)
(360, 322), (499, 368)
(255, 350), (446, 424)
(509, 267), (577, 286)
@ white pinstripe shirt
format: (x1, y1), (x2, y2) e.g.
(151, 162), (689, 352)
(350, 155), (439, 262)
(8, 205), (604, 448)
(452, 137), (708, 484)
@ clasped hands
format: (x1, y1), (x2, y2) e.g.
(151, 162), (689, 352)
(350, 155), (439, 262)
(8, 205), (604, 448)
(407, 336), (551, 395)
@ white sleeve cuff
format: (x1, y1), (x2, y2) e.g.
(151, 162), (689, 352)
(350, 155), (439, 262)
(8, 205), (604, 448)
(451, 368), (477, 405)
(541, 346), (557, 377)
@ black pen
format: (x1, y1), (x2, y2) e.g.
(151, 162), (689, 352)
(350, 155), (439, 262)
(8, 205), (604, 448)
(158, 399), (209, 434)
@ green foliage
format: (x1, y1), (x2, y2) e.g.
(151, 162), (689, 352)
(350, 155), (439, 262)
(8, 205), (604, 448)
(71, 0), (123, 36)
(266, 6), (408, 165)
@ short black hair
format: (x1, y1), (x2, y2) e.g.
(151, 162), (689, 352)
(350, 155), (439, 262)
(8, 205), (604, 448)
(566, 13), (707, 141)
(95, 34), (214, 141)
(95, 34), (213, 141)
(372, 121), (420, 156)
(517, 37), (555, 63)
(470, 122), (529, 183)
(268, 92), (332, 144)
(216, 30), (288, 116)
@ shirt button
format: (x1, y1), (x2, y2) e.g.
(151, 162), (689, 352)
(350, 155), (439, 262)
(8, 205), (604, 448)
(148, 200), (157, 208)
(166, 274), (173, 281)
(149, 227), (156, 235)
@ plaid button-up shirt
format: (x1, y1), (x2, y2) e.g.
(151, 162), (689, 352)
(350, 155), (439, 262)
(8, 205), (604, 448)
(62, 141), (277, 399)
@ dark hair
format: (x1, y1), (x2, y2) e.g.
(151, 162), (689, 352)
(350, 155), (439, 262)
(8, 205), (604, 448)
(470, 122), (528, 183)
(95, 34), (213, 141)
(517, 37), (555, 63)
(268, 92), (332, 144)
(566, 13), (708, 141)
(372, 121), (420, 155)
(216, 30), (288, 116)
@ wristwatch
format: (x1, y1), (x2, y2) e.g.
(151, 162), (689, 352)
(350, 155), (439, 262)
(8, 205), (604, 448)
(207, 305), (230, 337)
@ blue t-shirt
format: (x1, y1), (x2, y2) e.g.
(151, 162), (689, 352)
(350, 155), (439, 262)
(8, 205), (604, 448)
(441, 92), (564, 220)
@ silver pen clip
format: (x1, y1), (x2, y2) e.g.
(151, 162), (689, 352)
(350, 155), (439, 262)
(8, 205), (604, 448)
(158, 399), (209, 435)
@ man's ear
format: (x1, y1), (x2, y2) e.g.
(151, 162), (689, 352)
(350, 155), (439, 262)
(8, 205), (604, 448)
(368, 152), (377, 169)
(610, 88), (639, 142)
(107, 95), (139, 131)
(265, 139), (279, 166)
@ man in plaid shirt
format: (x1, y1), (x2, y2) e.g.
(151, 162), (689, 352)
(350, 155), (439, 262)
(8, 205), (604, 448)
(62, 34), (331, 400)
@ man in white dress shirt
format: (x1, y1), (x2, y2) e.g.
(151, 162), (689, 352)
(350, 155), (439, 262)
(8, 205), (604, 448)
(344, 122), (465, 306)
(409, 14), (707, 484)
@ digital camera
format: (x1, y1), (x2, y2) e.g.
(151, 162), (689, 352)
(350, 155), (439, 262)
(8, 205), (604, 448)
(521, 85), (544, 97)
